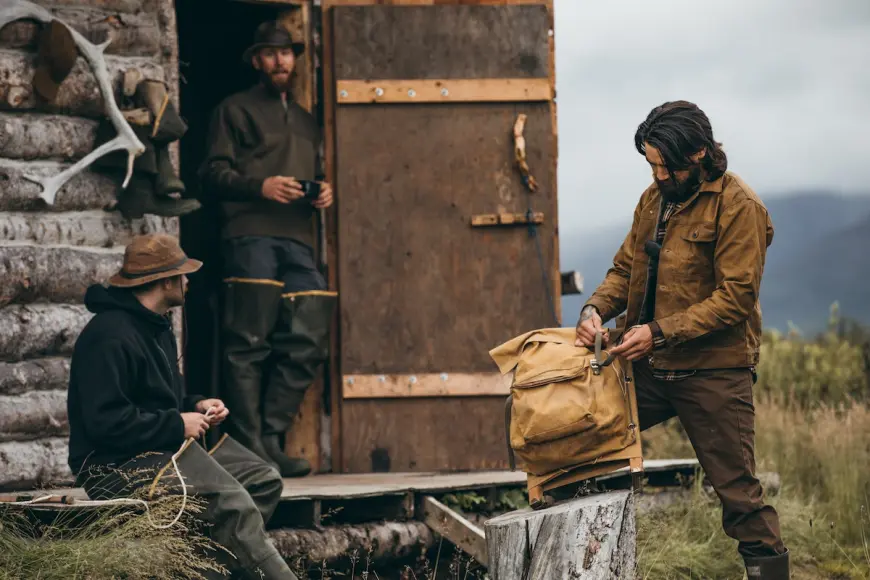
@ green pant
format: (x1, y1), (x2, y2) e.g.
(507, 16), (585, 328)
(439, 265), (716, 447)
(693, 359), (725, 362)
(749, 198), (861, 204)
(77, 435), (296, 579)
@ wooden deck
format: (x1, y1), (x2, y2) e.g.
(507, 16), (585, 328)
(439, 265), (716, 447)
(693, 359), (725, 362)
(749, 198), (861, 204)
(2, 459), (701, 528)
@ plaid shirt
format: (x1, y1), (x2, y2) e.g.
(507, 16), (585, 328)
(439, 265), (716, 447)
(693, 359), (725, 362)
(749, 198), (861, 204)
(646, 201), (697, 381)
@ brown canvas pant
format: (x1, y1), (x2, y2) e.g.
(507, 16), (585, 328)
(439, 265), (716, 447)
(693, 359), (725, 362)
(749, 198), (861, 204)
(634, 359), (786, 558)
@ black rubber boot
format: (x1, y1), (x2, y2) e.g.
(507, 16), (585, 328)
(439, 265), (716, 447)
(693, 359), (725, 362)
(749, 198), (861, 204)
(262, 291), (337, 477)
(154, 143), (186, 197)
(221, 279), (284, 469)
(744, 549), (790, 580)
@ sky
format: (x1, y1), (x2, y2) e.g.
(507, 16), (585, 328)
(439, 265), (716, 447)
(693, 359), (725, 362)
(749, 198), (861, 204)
(552, 0), (870, 229)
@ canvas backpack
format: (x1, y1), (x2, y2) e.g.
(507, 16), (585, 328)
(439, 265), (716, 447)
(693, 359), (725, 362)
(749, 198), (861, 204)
(490, 328), (638, 476)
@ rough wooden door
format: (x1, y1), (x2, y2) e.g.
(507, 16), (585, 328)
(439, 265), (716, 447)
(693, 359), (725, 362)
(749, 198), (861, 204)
(324, 1), (559, 473)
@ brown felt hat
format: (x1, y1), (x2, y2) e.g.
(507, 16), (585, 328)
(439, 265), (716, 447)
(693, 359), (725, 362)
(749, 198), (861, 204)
(108, 234), (202, 288)
(242, 20), (304, 63)
(32, 20), (78, 103)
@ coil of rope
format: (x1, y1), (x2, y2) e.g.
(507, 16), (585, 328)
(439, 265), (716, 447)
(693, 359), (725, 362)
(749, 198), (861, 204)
(7, 406), (217, 530)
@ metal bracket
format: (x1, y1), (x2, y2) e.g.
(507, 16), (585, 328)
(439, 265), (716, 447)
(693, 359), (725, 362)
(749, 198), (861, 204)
(471, 212), (544, 227)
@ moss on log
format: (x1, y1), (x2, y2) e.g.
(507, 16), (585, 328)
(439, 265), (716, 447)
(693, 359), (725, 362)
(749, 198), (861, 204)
(0, 246), (123, 307)
(0, 159), (117, 211)
(0, 390), (68, 442)
(0, 358), (70, 396)
(0, 49), (164, 117)
(0, 304), (91, 362)
(0, 112), (97, 161)
(0, 437), (71, 491)
(0, 7), (160, 57)
(0, 211), (176, 246)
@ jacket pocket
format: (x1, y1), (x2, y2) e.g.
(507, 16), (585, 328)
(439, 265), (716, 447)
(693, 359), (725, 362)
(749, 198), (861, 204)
(675, 221), (717, 279)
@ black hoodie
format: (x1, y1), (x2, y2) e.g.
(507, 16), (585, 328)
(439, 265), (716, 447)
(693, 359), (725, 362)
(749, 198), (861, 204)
(67, 284), (203, 474)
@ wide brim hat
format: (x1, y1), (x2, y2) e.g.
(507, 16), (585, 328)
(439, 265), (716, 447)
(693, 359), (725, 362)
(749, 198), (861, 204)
(242, 20), (304, 63)
(108, 233), (202, 288)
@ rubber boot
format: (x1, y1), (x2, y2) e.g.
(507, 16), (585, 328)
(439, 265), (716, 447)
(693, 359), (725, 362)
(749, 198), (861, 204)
(154, 143), (186, 197)
(221, 279), (284, 469)
(262, 291), (337, 477)
(113, 171), (200, 219)
(744, 549), (790, 580)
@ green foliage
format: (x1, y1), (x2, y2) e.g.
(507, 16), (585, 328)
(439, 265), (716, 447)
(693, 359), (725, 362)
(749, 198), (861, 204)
(440, 491), (488, 514)
(754, 303), (869, 408)
(640, 310), (870, 578)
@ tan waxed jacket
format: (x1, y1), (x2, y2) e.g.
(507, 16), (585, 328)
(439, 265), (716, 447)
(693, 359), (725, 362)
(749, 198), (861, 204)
(584, 171), (774, 370)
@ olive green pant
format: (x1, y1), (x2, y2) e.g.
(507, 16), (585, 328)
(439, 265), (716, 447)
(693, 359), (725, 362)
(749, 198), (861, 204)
(634, 359), (786, 558)
(77, 435), (294, 579)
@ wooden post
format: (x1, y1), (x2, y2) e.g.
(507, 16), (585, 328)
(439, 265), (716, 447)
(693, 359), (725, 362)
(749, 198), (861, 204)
(483, 491), (636, 580)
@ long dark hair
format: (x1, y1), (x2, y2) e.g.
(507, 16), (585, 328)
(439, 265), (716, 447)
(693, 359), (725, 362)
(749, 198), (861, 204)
(634, 100), (727, 180)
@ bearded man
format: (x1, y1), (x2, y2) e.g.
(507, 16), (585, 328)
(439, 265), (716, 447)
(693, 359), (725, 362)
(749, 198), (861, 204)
(575, 101), (790, 579)
(199, 20), (336, 478)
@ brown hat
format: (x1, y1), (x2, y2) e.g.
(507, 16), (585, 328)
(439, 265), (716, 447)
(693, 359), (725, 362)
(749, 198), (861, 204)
(108, 234), (202, 288)
(242, 20), (304, 63)
(32, 20), (78, 103)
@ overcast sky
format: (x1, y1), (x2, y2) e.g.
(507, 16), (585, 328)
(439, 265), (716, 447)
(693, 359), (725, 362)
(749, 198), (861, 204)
(552, 0), (870, 229)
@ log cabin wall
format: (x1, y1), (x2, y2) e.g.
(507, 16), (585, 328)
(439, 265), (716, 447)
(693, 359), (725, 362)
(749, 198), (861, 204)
(0, 0), (180, 490)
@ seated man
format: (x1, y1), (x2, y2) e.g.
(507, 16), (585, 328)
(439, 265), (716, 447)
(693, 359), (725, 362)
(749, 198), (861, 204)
(66, 233), (298, 580)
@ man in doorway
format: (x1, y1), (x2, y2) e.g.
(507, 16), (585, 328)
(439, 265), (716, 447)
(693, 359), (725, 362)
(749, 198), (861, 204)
(199, 19), (336, 478)
(575, 101), (789, 579)
(67, 233), (298, 579)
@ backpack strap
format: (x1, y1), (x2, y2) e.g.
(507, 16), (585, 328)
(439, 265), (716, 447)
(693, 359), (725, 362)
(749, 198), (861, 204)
(504, 395), (516, 471)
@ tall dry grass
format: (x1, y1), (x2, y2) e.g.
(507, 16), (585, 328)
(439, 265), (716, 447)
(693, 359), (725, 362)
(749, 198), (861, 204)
(638, 312), (870, 579)
(0, 481), (227, 579)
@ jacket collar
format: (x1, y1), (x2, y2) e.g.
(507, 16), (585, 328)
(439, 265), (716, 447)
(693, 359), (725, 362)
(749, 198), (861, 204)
(671, 173), (725, 217)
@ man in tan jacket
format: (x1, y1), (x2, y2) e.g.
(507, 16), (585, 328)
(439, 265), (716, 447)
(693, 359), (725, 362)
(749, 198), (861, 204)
(576, 101), (789, 579)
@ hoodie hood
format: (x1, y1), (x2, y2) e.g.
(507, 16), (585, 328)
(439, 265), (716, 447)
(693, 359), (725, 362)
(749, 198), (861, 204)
(84, 284), (171, 330)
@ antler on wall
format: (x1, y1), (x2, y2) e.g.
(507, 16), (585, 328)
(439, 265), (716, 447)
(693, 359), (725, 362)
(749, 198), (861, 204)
(0, 0), (145, 206)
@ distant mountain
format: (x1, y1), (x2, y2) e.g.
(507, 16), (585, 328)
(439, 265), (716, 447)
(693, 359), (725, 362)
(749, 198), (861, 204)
(559, 191), (870, 335)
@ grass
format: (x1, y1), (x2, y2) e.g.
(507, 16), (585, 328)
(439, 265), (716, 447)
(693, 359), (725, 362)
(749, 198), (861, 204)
(3, 307), (869, 579)
(637, 310), (870, 579)
(0, 475), (227, 580)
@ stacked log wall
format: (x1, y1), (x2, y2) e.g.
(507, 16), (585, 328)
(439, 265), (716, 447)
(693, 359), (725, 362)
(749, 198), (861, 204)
(0, 0), (179, 490)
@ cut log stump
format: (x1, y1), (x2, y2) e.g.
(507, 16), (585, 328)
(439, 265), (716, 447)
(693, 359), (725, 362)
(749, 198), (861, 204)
(484, 490), (636, 580)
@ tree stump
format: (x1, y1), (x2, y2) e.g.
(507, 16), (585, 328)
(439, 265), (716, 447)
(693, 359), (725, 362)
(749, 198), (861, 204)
(484, 490), (636, 580)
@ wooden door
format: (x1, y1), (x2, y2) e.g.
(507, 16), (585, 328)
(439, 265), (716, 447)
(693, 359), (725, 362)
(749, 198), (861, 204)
(322, 0), (559, 473)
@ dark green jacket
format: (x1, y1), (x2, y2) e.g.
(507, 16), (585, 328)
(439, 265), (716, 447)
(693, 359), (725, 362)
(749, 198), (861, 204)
(199, 84), (323, 246)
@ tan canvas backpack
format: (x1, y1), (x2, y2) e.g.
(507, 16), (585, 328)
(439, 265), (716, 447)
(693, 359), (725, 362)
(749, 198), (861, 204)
(490, 327), (638, 476)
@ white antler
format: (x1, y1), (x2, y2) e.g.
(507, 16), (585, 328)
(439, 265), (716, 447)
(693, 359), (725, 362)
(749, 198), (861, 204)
(0, 1), (145, 206)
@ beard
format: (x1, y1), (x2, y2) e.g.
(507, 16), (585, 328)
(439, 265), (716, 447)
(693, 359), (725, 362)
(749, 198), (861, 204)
(261, 69), (293, 92)
(656, 163), (703, 203)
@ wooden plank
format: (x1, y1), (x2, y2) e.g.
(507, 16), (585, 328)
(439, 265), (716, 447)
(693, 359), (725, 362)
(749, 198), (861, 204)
(323, 1), (343, 475)
(17, 460), (700, 507)
(336, 78), (551, 103)
(342, 372), (511, 398)
(281, 1), (323, 474)
(423, 495), (488, 566)
(545, 0), (560, 323)
(325, 1), (550, 6)
(340, 397), (509, 472)
(336, 103), (555, 374)
(332, 5), (550, 80)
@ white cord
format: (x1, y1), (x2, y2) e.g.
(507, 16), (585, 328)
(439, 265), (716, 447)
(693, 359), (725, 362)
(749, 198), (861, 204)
(8, 407), (217, 530)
